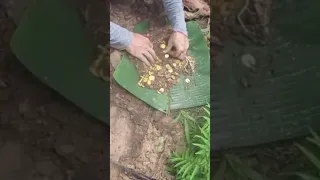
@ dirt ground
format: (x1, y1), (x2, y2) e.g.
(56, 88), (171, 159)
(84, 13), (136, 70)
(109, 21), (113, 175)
(109, 2), (186, 179)
(0, 0), (206, 180)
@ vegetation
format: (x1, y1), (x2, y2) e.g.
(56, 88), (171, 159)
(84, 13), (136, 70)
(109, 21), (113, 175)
(168, 104), (210, 180)
(213, 129), (320, 180)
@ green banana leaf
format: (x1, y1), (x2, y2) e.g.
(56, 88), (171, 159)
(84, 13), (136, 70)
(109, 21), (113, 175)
(113, 21), (210, 111)
(10, 0), (109, 124)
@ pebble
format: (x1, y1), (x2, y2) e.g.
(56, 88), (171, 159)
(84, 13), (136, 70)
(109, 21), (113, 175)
(241, 54), (256, 69)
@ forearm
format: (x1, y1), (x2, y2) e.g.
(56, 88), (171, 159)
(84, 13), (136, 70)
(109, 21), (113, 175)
(110, 22), (133, 50)
(162, 0), (187, 36)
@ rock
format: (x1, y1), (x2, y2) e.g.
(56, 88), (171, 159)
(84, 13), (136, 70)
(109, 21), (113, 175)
(0, 142), (22, 174)
(241, 54), (256, 69)
(35, 160), (57, 176)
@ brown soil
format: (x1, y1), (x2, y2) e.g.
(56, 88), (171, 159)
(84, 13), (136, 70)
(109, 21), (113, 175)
(110, 1), (185, 179)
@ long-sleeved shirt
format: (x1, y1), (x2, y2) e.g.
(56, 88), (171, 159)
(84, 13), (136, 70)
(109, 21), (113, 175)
(110, 0), (187, 50)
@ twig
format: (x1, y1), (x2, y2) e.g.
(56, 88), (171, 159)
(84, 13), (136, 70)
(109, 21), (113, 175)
(237, 0), (250, 33)
(184, 55), (195, 75)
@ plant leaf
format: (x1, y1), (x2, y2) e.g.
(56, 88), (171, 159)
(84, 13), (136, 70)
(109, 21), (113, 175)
(295, 143), (320, 172)
(133, 20), (150, 33)
(174, 159), (188, 168)
(190, 165), (199, 180)
(226, 154), (267, 180)
(213, 159), (227, 180)
(184, 118), (191, 145)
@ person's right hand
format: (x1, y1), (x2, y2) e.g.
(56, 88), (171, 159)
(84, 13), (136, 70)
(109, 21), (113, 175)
(125, 33), (157, 66)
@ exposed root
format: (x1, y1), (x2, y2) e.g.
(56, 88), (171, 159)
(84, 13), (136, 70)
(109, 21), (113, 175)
(184, 55), (196, 75)
(236, 0), (272, 45)
(201, 18), (210, 34)
(183, 0), (210, 17)
(237, 0), (251, 34)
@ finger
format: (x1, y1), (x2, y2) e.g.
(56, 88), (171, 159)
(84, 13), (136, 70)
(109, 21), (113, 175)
(163, 40), (173, 53)
(146, 38), (153, 48)
(146, 48), (157, 62)
(171, 46), (184, 58)
(178, 51), (187, 60)
(168, 50), (179, 58)
(142, 50), (155, 64)
(137, 54), (151, 67)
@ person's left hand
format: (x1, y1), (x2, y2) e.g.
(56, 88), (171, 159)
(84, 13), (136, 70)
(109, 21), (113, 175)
(163, 32), (189, 60)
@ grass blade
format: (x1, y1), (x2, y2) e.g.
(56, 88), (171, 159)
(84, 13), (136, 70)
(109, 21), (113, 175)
(213, 159), (227, 180)
(295, 143), (320, 171)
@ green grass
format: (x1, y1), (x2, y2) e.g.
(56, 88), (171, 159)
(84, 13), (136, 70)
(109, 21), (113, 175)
(168, 104), (210, 180)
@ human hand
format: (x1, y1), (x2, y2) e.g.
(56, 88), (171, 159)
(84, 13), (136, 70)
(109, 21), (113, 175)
(125, 33), (157, 66)
(163, 32), (189, 60)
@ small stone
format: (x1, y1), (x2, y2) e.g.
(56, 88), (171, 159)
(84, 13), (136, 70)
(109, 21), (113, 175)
(36, 160), (57, 176)
(241, 54), (256, 68)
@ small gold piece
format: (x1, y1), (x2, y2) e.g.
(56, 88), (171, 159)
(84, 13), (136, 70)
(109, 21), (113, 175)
(147, 80), (152, 85)
(143, 76), (148, 82)
(149, 75), (155, 81)
(148, 71), (154, 76)
(185, 78), (190, 83)
(159, 88), (165, 92)
(172, 63), (177, 67)
(164, 54), (170, 58)
(168, 69), (173, 73)
(155, 65), (162, 71)
(160, 44), (166, 49)
(138, 81), (145, 87)
(165, 64), (172, 70)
